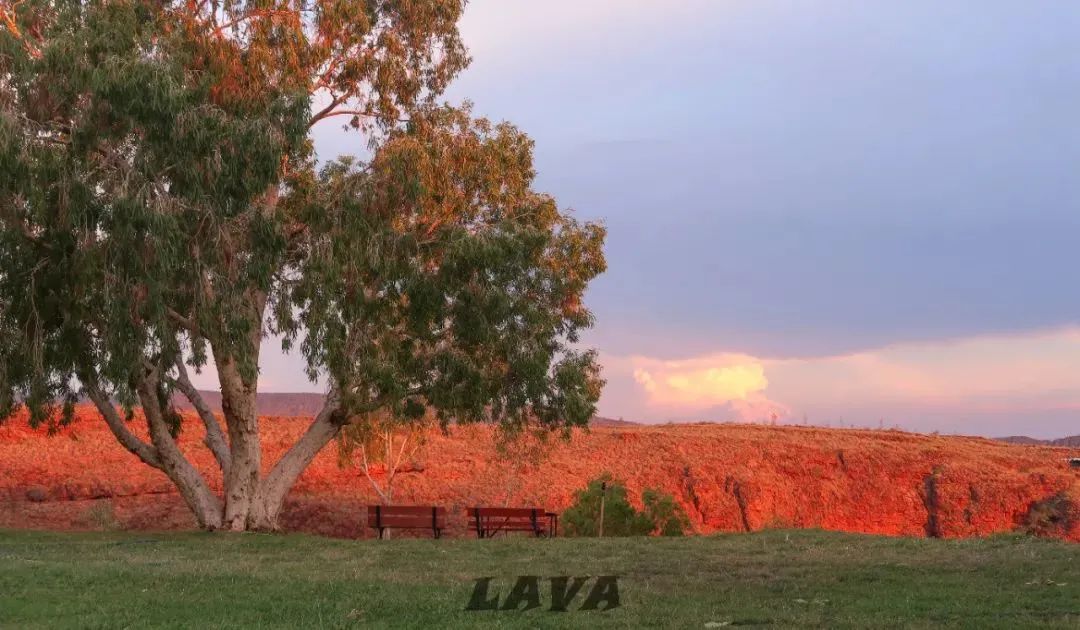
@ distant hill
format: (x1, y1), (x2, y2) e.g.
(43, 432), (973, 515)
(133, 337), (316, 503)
(173, 391), (328, 417)
(997, 436), (1044, 445)
(590, 416), (640, 427)
(174, 391), (638, 426)
(997, 435), (1080, 447)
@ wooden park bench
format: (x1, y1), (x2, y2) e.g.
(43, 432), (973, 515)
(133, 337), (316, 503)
(467, 507), (558, 538)
(367, 505), (447, 539)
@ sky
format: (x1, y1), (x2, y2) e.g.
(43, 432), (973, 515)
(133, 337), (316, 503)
(205, 1), (1080, 438)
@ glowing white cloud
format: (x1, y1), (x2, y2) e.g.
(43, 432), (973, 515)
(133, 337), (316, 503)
(603, 327), (1080, 431)
(628, 352), (780, 415)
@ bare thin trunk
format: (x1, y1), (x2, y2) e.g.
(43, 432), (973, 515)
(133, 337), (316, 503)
(502, 467), (520, 507)
(361, 439), (394, 539)
(359, 444), (392, 503)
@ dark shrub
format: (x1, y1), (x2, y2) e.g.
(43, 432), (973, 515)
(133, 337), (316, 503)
(643, 488), (691, 536)
(563, 473), (688, 537)
(1024, 492), (1075, 537)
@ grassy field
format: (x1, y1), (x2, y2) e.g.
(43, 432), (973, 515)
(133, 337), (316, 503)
(2, 529), (1079, 628)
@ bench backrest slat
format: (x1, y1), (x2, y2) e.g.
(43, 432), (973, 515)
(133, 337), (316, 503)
(367, 505), (447, 529)
(468, 507), (549, 531)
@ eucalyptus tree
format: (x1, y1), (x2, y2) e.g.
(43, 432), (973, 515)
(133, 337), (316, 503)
(0, 1), (605, 530)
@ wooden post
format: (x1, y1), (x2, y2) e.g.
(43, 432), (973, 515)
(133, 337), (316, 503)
(598, 481), (607, 538)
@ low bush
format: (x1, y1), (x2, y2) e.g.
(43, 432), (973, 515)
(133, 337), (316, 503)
(1024, 492), (1075, 537)
(563, 472), (688, 536)
(643, 488), (691, 536)
(84, 501), (120, 531)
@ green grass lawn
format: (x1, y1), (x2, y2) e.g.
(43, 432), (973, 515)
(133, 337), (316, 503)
(1, 529), (1079, 629)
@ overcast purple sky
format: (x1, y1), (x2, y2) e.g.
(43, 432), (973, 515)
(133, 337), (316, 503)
(200, 1), (1080, 437)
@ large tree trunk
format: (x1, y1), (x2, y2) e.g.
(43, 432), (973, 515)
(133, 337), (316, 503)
(85, 342), (341, 531)
(211, 284), (276, 531)
(216, 354), (264, 531)
(89, 372), (340, 532)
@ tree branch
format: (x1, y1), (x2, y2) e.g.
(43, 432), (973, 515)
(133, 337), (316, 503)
(82, 374), (163, 470)
(135, 366), (224, 529)
(310, 108), (410, 127)
(213, 8), (299, 37)
(1, 1), (42, 59)
(257, 389), (342, 522)
(307, 94), (344, 128)
(172, 355), (231, 476)
(166, 308), (200, 336)
(388, 431), (410, 492)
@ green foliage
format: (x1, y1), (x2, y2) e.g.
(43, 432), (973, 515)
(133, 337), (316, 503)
(642, 488), (691, 537)
(281, 106), (606, 430)
(0, 1), (605, 440)
(0, 1), (316, 422)
(562, 473), (687, 537)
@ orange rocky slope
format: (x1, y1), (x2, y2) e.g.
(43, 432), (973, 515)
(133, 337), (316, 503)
(2, 408), (1079, 540)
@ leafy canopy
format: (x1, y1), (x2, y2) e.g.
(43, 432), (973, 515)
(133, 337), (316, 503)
(0, 1), (606, 434)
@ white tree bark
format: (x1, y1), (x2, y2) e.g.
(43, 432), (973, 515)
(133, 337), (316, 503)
(83, 376), (163, 471)
(172, 355), (231, 477)
(83, 357), (344, 531)
(252, 392), (342, 530)
(135, 368), (223, 530)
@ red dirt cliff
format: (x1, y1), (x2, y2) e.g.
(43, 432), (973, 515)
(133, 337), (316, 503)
(2, 409), (1079, 540)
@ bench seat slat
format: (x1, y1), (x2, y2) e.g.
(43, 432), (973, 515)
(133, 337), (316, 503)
(370, 506), (446, 516)
(371, 517), (447, 526)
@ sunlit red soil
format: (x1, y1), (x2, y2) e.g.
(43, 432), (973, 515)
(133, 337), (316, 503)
(3, 408), (1080, 540)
